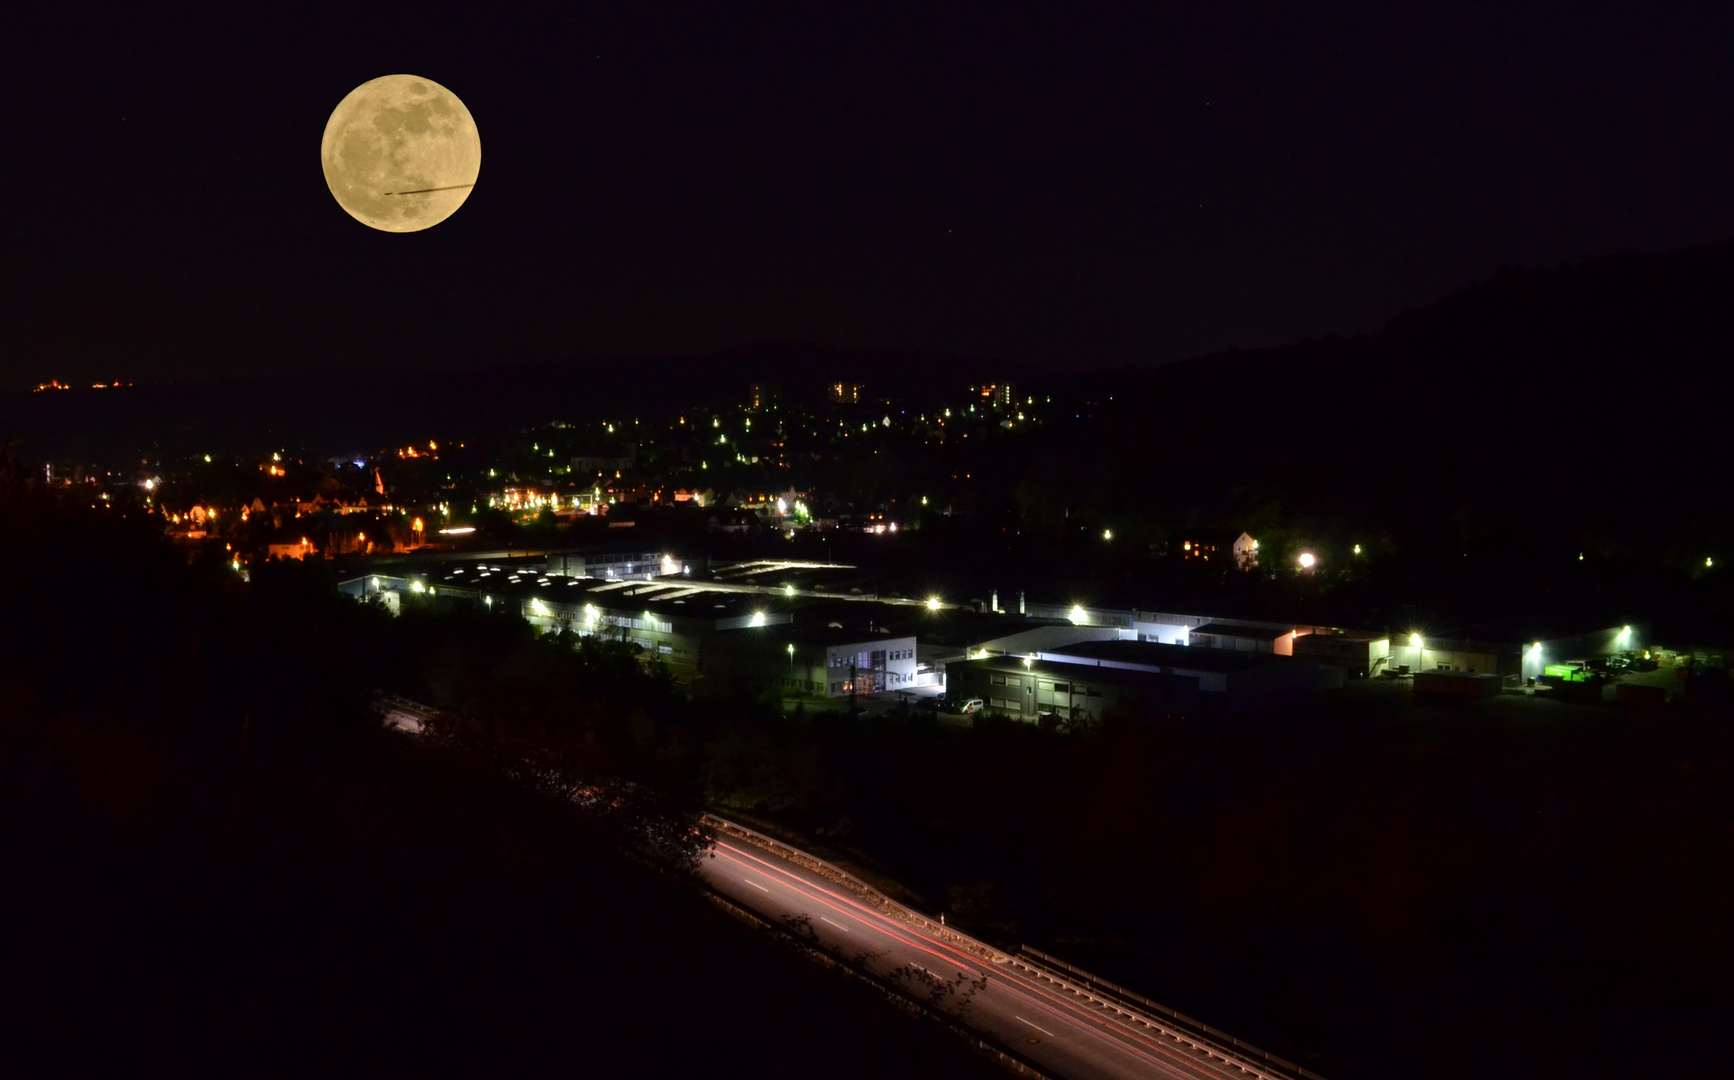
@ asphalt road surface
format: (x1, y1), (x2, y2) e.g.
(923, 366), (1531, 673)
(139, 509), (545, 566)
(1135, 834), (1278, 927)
(698, 828), (1283, 1080)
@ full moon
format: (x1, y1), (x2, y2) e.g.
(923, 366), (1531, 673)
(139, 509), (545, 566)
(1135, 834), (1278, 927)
(321, 74), (480, 233)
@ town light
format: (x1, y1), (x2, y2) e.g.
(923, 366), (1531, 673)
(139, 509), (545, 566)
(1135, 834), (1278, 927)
(410, 581), (425, 593)
(926, 597), (941, 611)
(1298, 552), (1316, 569)
(1409, 632), (1423, 648)
(1102, 529), (1113, 541)
(1354, 544), (1362, 555)
(1069, 605), (1087, 625)
(750, 611), (767, 627)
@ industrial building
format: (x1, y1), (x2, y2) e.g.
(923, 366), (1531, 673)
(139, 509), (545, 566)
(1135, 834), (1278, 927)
(944, 655), (1200, 721)
(546, 549), (679, 581)
(1034, 639), (1326, 714)
(1393, 623), (1647, 683)
(342, 562), (922, 699)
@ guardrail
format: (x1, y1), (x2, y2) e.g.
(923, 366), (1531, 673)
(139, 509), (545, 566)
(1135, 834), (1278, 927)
(703, 814), (1008, 966)
(698, 882), (1060, 1080)
(1015, 947), (1329, 1080)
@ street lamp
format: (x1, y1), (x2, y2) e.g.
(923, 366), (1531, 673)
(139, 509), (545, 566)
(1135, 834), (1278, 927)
(1409, 632), (1423, 671)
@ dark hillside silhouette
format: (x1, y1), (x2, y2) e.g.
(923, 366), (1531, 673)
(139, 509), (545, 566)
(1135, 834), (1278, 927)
(0, 455), (1006, 1079)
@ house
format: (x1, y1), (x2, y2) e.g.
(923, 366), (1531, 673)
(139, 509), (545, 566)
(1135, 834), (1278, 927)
(1233, 532), (1259, 570)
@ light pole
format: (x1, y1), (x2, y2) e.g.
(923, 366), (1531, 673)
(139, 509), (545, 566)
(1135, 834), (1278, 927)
(1410, 632), (1424, 673)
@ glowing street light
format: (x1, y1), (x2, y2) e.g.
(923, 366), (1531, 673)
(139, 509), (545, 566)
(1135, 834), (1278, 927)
(926, 597), (941, 611)
(1298, 552), (1317, 569)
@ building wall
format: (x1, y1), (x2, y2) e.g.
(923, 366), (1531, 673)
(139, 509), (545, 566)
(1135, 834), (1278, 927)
(1034, 648), (1323, 713)
(1293, 633), (1390, 677)
(1135, 623), (1192, 645)
(546, 552), (666, 580)
(824, 639), (918, 696)
(945, 659), (1198, 720)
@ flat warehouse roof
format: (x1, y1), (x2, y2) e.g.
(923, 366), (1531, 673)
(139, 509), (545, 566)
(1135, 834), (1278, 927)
(1189, 622), (1293, 639)
(947, 656), (1197, 691)
(1048, 639), (1291, 673)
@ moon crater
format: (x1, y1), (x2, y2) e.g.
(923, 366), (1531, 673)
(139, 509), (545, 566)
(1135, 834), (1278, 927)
(321, 74), (480, 233)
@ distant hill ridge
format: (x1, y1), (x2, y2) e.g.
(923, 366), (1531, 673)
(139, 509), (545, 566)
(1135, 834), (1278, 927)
(3, 239), (1730, 465)
(1068, 238), (1733, 541)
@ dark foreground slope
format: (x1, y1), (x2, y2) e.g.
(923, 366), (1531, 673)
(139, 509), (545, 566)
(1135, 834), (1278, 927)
(0, 465), (1003, 1079)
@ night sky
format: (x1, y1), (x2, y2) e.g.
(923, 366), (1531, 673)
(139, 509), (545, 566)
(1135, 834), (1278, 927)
(6, 2), (1732, 388)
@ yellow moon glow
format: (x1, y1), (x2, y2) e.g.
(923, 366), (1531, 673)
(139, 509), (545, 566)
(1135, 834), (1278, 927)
(321, 74), (480, 233)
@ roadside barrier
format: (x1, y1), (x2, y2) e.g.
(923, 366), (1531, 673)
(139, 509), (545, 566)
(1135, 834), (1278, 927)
(709, 814), (1328, 1079)
(699, 884), (1060, 1080)
(703, 814), (1009, 965)
(1014, 947), (1328, 1080)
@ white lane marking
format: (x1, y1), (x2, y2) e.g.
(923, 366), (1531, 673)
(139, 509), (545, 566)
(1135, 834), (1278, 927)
(1016, 1016), (1057, 1039)
(743, 878), (771, 892)
(820, 916), (850, 932)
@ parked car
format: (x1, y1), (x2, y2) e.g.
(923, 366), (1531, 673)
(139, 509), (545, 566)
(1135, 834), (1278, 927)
(957, 698), (984, 714)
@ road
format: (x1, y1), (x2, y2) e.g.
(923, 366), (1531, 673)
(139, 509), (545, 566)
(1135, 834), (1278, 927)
(371, 696), (1298, 1079)
(698, 823), (1288, 1080)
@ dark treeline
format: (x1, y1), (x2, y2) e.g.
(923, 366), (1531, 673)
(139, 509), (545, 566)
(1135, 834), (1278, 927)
(0, 455), (1006, 1079)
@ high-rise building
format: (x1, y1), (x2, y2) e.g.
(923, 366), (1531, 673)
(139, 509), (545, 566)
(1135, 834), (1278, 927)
(748, 383), (781, 412)
(973, 382), (1015, 408)
(829, 382), (864, 405)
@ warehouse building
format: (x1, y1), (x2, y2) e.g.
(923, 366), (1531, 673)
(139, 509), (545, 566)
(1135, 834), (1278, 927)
(1034, 639), (1324, 713)
(944, 655), (1200, 722)
(1393, 623), (1647, 683)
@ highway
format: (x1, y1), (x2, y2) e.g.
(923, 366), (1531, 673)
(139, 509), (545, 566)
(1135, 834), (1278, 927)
(371, 696), (1300, 1080)
(698, 822), (1290, 1080)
